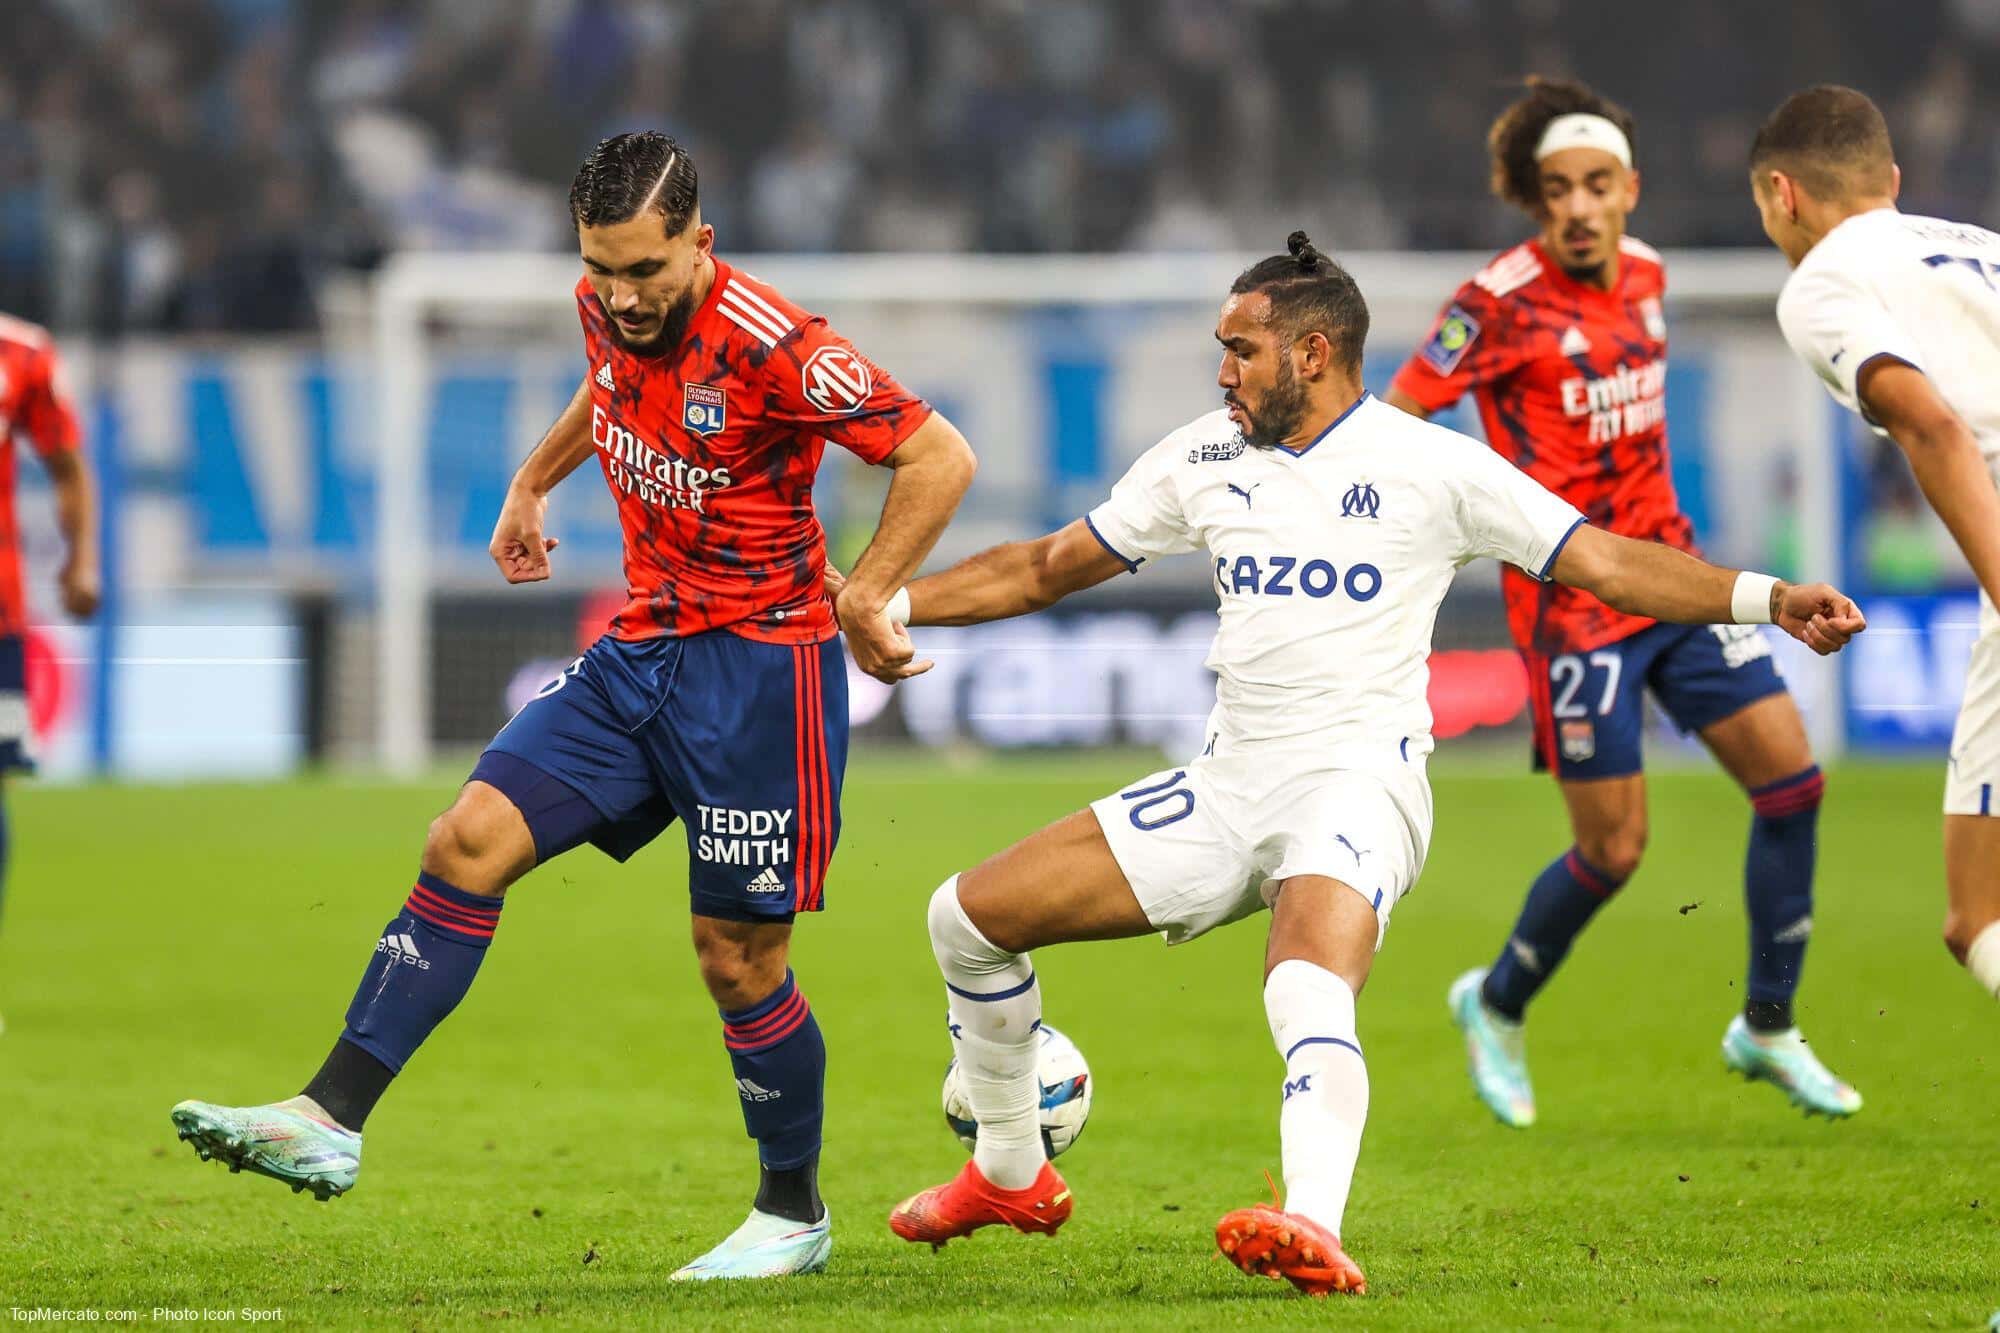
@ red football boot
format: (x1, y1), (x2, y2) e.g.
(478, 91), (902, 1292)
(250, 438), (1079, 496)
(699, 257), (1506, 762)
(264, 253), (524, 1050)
(1215, 1204), (1366, 1296)
(888, 1159), (1073, 1249)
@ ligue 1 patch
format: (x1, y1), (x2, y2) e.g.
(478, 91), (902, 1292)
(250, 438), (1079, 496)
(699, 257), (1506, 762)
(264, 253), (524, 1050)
(1559, 718), (1596, 762)
(1420, 305), (1480, 374)
(683, 383), (727, 437)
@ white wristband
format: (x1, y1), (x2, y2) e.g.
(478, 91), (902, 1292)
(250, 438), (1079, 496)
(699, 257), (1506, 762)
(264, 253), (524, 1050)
(1730, 571), (1780, 625)
(885, 586), (912, 627)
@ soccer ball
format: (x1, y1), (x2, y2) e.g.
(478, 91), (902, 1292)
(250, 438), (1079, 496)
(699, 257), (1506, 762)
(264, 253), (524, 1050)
(942, 1022), (1093, 1158)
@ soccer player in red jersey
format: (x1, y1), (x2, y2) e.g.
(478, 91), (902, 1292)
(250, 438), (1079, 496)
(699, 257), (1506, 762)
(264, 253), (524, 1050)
(0, 312), (99, 1031)
(1387, 80), (1861, 1123)
(172, 133), (977, 1278)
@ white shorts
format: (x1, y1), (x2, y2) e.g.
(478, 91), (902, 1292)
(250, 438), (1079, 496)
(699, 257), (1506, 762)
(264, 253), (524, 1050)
(1089, 734), (1433, 948)
(1946, 597), (2000, 816)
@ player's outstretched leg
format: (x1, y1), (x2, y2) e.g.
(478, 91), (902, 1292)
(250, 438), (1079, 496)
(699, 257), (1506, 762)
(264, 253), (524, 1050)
(672, 927), (833, 1282)
(1217, 877), (1372, 1297)
(172, 781), (530, 1198)
(1723, 762), (1859, 1116)
(890, 874), (1073, 1248)
(1456, 841), (1629, 1128)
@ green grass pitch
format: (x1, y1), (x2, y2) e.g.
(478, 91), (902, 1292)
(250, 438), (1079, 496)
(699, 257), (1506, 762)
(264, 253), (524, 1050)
(1, 754), (1994, 1329)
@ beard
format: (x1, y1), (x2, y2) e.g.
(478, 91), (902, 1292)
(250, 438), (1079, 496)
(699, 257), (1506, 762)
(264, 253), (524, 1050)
(1559, 260), (1607, 285)
(1233, 358), (1311, 450)
(609, 283), (700, 356)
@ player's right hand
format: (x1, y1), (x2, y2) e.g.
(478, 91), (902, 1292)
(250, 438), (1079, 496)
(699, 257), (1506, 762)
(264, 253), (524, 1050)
(490, 487), (560, 584)
(1774, 582), (1866, 655)
(835, 587), (932, 683)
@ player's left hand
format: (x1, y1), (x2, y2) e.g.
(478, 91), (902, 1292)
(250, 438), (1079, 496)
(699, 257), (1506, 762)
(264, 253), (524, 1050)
(59, 553), (100, 619)
(822, 561), (848, 602)
(835, 587), (932, 683)
(1774, 582), (1866, 655)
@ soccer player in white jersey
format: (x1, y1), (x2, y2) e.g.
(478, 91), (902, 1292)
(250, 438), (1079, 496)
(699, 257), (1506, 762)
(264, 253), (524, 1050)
(875, 233), (1866, 1295)
(1752, 86), (2000, 1003)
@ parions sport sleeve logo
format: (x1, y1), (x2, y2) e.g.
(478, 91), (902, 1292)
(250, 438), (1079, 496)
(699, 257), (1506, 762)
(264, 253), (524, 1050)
(1420, 304), (1481, 375)
(800, 345), (873, 415)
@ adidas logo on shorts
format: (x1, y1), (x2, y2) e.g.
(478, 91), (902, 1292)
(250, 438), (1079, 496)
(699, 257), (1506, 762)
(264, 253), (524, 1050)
(744, 866), (785, 894)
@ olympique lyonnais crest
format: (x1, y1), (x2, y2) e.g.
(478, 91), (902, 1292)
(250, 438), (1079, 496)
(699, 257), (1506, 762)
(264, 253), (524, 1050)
(1559, 718), (1596, 762)
(684, 383), (727, 437)
(800, 346), (872, 415)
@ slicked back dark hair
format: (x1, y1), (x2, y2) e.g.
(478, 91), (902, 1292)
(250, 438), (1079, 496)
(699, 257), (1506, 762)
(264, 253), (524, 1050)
(1750, 85), (1895, 201)
(569, 131), (700, 237)
(1229, 232), (1369, 371)
(1487, 76), (1636, 215)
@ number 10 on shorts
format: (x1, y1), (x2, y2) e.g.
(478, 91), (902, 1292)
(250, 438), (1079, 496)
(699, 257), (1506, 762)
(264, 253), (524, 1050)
(1121, 770), (1195, 830)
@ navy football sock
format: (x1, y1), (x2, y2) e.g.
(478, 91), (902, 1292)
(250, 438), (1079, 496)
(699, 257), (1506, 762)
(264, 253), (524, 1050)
(721, 969), (826, 1220)
(1743, 766), (1823, 1031)
(335, 872), (504, 1088)
(1482, 847), (1628, 1020)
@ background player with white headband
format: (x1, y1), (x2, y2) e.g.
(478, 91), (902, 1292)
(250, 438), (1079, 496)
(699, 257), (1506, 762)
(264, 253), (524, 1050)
(1751, 85), (2000, 1004)
(1387, 78), (1862, 1127)
(864, 233), (1865, 1296)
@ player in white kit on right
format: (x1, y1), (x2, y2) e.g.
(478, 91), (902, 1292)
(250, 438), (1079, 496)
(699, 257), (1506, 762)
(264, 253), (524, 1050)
(877, 234), (1865, 1296)
(1751, 86), (2000, 1002)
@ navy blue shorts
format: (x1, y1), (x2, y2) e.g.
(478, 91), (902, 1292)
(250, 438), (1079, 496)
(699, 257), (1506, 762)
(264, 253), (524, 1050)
(0, 634), (34, 774)
(472, 631), (847, 922)
(1525, 621), (1788, 781)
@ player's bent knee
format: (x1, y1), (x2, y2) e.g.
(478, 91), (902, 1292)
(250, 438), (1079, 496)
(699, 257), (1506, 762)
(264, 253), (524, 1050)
(420, 784), (534, 895)
(692, 920), (791, 1009)
(929, 875), (1016, 971)
(1577, 829), (1646, 884)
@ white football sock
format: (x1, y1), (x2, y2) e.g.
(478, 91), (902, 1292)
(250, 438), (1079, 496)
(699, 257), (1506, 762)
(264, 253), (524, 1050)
(1264, 959), (1368, 1236)
(928, 876), (1045, 1189)
(1966, 921), (2000, 1000)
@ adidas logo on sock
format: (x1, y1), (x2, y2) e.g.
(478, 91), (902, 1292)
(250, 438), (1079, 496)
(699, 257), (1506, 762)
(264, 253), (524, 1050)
(744, 867), (785, 894)
(736, 1077), (781, 1102)
(595, 361), (614, 391)
(1773, 915), (1814, 945)
(375, 931), (431, 970)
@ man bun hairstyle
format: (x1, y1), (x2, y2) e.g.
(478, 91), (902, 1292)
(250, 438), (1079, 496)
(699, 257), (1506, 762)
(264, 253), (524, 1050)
(1229, 230), (1370, 371)
(569, 131), (700, 237)
(1749, 85), (1895, 202)
(1487, 76), (1636, 215)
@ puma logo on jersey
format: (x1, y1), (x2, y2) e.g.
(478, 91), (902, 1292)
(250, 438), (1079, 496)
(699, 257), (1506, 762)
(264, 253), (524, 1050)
(1226, 482), (1260, 509)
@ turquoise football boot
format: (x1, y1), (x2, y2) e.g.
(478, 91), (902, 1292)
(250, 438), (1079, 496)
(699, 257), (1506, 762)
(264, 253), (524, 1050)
(670, 1207), (832, 1281)
(1721, 1016), (1862, 1118)
(170, 1097), (361, 1200)
(1448, 968), (1536, 1128)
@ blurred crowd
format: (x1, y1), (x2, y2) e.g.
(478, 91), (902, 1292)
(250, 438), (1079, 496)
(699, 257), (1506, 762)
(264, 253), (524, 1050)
(5, 0), (2000, 334)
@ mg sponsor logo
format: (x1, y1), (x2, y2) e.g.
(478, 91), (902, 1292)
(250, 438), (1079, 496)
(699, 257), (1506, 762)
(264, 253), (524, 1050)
(800, 346), (872, 415)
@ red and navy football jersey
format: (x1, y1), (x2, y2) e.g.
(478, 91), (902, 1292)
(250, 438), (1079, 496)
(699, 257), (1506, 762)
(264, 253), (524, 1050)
(578, 258), (932, 645)
(0, 314), (80, 638)
(1390, 237), (1695, 656)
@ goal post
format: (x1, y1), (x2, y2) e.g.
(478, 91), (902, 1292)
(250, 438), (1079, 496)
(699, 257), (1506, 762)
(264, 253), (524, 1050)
(369, 249), (1840, 775)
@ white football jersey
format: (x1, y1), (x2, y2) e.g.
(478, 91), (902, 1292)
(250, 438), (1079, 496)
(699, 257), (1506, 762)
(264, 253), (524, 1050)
(1086, 393), (1584, 753)
(1777, 208), (2000, 461)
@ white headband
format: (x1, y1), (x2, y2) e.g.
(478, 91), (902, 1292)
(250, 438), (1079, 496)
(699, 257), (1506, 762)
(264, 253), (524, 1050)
(1534, 113), (1632, 168)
